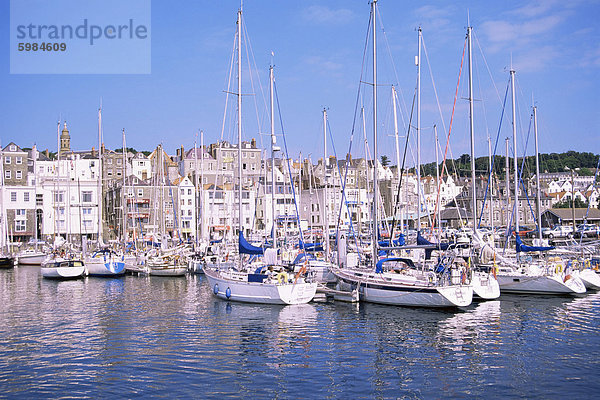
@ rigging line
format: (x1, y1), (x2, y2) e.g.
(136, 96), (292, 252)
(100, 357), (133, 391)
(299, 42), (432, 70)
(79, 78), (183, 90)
(431, 35), (467, 228)
(389, 84), (417, 244)
(473, 29), (503, 105)
(220, 30), (237, 143)
(326, 117), (361, 249)
(580, 155), (600, 246)
(331, 11), (372, 253)
(477, 79), (510, 228)
(273, 80), (305, 250)
(517, 112), (537, 223)
(376, 6), (410, 130)
(421, 34), (448, 136)
(241, 19), (267, 146)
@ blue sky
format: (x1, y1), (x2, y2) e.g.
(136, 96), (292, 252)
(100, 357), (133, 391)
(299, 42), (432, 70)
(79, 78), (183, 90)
(1, 0), (599, 166)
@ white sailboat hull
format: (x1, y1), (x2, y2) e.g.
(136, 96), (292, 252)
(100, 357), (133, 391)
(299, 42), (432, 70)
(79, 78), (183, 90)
(204, 268), (317, 305)
(472, 271), (501, 300)
(17, 252), (46, 265)
(497, 272), (586, 294)
(578, 269), (600, 290)
(334, 268), (473, 308)
(41, 260), (86, 279)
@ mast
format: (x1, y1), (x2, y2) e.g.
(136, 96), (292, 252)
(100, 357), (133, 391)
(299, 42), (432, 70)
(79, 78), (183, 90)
(200, 130), (205, 241)
(122, 129), (127, 243)
(505, 137), (510, 228)
(236, 7), (243, 242)
(510, 69), (519, 237)
(488, 137), (494, 231)
(55, 121), (60, 240)
(270, 65), (277, 248)
(392, 86), (402, 236)
(416, 26), (422, 234)
(371, 0), (379, 264)
(97, 107), (103, 244)
(322, 108), (329, 255)
(434, 125), (441, 243)
(533, 106), (542, 240)
(194, 132), (199, 245)
(467, 26), (477, 231)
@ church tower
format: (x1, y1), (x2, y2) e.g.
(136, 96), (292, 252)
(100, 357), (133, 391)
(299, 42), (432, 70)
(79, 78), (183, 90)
(60, 122), (71, 154)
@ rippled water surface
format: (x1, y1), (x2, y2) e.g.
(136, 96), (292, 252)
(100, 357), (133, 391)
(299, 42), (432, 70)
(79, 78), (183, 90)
(2, 266), (600, 399)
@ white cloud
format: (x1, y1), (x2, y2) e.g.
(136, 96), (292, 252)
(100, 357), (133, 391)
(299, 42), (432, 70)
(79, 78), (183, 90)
(512, 45), (560, 72)
(302, 5), (354, 25)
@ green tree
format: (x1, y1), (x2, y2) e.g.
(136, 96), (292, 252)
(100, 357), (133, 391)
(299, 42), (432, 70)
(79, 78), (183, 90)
(380, 155), (390, 167)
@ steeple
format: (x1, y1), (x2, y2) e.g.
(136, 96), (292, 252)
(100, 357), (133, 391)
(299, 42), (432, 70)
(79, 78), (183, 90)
(60, 122), (71, 153)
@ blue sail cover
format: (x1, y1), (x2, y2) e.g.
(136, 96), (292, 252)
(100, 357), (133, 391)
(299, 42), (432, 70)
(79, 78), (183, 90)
(378, 234), (406, 247)
(375, 257), (417, 273)
(515, 234), (554, 253)
(417, 232), (452, 260)
(239, 232), (264, 255)
(292, 252), (316, 265)
(298, 240), (324, 252)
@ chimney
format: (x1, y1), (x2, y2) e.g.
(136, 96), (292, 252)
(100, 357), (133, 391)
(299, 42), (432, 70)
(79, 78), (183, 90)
(91, 146), (96, 158)
(180, 145), (185, 160)
(45, 149), (49, 158)
(251, 138), (256, 148)
(346, 152), (352, 162)
(101, 143), (105, 154)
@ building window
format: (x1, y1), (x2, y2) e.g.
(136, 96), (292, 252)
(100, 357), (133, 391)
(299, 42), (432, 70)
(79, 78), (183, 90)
(188, 189), (192, 195)
(181, 189), (185, 195)
(15, 220), (26, 232)
(188, 199), (192, 205)
(188, 209), (192, 216)
(24, 192), (29, 202)
(16, 171), (22, 179)
(83, 208), (92, 215)
(5, 170), (10, 179)
(53, 191), (64, 203)
(5, 157), (10, 164)
(138, 189), (144, 197)
(11, 192), (16, 202)
(16, 156), (22, 164)
(16, 209), (26, 217)
(82, 191), (93, 202)
(107, 159), (113, 164)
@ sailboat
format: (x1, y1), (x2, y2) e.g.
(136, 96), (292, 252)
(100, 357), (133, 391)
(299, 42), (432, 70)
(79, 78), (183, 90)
(0, 143), (15, 268)
(204, 6), (317, 304)
(41, 121), (85, 279)
(332, 0), (472, 308)
(463, 25), (500, 300)
(485, 71), (585, 295)
(84, 107), (126, 277)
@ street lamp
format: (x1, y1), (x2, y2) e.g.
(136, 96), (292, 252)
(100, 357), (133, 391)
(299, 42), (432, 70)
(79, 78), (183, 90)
(564, 166), (580, 236)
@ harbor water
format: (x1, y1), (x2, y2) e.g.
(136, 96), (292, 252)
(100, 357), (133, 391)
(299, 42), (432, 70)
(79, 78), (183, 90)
(1, 266), (599, 399)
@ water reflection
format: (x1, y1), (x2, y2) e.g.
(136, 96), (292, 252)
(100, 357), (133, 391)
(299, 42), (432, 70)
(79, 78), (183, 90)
(2, 267), (600, 398)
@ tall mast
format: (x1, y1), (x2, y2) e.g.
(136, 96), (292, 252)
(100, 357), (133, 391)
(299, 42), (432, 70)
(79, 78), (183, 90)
(97, 107), (103, 243)
(505, 137), (510, 228)
(434, 124), (441, 243)
(237, 7), (243, 241)
(392, 86), (402, 235)
(371, 0), (379, 264)
(270, 65), (277, 248)
(467, 26), (477, 231)
(322, 108), (329, 255)
(55, 121), (60, 239)
(510, 69), (519, 237)
(200, 130), (204, 241)
(416, 26), (422, 234)
(533, 106), (542, 240)
(122, 129), (126, 242)
(194, 132), (199, 245)
(488, 137), (494, 230)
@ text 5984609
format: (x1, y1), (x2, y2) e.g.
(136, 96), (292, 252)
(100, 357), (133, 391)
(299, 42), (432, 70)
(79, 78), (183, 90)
(18, 43), (67, 52)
